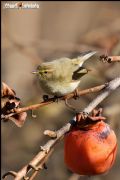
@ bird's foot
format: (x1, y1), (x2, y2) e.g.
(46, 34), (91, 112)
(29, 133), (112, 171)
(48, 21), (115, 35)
(73, 88), (79, 100)
(53, 95), (60, 103)
(43, 94), (60, 103)
(43, 95), (49, 102)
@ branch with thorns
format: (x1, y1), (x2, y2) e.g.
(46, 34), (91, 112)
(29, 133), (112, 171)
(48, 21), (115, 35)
(2, 76), (120, 180)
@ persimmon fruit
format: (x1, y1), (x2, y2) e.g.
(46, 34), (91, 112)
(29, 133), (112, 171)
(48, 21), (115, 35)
(64, 121), (117, 175)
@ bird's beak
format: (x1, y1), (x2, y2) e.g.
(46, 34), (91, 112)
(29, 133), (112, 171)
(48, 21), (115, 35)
(31, 71), (39, 74)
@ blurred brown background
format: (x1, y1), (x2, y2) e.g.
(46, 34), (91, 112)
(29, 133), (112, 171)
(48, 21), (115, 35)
(1, 1), (120, 180)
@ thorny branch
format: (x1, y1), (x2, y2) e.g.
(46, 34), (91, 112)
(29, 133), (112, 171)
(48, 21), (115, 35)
(2, 76), (120, 180)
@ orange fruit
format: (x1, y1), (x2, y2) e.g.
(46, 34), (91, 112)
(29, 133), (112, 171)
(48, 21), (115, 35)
(64, 121), (117, 175)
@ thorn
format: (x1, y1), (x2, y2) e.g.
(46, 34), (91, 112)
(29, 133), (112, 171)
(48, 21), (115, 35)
(43, 163), (47, 170)
(31, 110), (37, 118)
(28, 164), (41, 171)
(23, 176), (30, 180)
(2, 171), (17, 179)
(40, 146), (49, 153)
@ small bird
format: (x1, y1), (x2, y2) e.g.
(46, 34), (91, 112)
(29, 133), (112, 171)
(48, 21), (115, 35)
(32, 51), (96, 97)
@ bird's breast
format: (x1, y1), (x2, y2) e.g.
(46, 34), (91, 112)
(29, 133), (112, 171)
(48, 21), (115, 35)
(39, 80), (80, 96)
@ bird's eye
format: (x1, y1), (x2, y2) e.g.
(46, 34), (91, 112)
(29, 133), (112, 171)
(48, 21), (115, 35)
(44, 71), (48, 74)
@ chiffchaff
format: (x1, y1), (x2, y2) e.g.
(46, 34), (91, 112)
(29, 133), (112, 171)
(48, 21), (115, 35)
(32, 51), (96, 96)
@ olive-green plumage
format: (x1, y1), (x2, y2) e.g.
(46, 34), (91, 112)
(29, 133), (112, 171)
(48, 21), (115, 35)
(32, 51), (96, 96)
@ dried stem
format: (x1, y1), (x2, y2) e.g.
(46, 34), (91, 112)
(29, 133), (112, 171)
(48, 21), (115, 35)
(100, 55), (120, 63)
(108, 56), (120, 62)
(83, 77), (120, 114)
(3, 76), (120, 180)
(1, 84), (106, 120)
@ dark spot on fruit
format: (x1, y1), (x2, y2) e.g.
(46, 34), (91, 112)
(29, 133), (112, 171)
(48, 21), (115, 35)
(99, 125), (111, 139)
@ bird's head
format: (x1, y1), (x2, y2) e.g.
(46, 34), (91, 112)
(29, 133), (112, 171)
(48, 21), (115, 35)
(32, 64), (54, 80)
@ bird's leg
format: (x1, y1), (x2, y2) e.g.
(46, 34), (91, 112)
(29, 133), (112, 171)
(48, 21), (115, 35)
(73, 88), (79, 100)
(43, 94), (49, 102)
(53, 95), (60, 102)
(43, 94), (60, 103)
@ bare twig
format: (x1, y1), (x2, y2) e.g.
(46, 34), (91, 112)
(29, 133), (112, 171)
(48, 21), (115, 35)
(100, 55), (120, 63)
(1, 84), (106, 121)
(29, 149), (54, 180)
(108, 56), (120, 62)
(63, 84), (106, 100)
(3, 76), (120, 180)
(83, 76), (120, 114)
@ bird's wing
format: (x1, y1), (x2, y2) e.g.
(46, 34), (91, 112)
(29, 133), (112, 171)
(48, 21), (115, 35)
(72, 67), (88, 81)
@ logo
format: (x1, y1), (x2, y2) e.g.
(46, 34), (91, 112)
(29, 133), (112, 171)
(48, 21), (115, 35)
(17, 2), (23, 8)
(3, 2), (40, 9)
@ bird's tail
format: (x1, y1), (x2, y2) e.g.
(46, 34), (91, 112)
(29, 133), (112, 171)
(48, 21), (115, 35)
(78, 51), (97, 62)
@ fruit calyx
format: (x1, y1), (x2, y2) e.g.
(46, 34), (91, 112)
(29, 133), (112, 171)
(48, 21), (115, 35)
(74, 108), (106, 130)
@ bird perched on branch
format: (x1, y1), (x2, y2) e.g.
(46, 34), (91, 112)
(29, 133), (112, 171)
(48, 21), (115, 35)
(32, 51), (97, 98)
